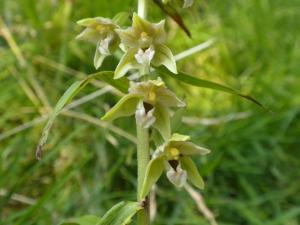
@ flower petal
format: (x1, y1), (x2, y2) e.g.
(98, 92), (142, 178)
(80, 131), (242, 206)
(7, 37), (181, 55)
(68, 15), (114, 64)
(77, 17), (113, 27)
(76, 28), (100, 43)
(169, 133), (190, 142)
(152, 44), (177, 74)
(166, 163), (187, 187)
(129, 78), (164, 102)
(148, 78), (165, 87)
(153, 20), (167, 44)
(115, 27), (139, 48)
(177, 142), (211, 156)
(156, 86), (186, 108)
(101, 93), (142, 121)
(180, 156), (204, 189)
(140, 156), (165, 200)
(134, 47), (155, 67)
(114, 48), (139, 79)
(143, 109), (156, 128)
(132, 13), (155, 34)
(153, 103), (171, 140)
(94, 47), (106, 69)
(135, 101), (156, 128)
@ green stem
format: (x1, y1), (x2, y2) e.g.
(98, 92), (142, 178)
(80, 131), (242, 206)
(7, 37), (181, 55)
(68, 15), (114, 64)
(137, 0), (149, 224)
(138, 0), (147, 19)
(136, 121), (150, 225)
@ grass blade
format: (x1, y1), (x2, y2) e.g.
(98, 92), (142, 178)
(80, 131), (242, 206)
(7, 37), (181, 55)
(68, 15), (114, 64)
(156, 66), (268, 111)
(35, 71), (129, 159)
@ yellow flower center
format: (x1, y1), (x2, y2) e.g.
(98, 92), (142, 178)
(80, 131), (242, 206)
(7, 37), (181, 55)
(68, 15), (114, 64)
(95, 25), (111, 34)
(148, 91), (156, 102)
(140, 31), (151, 43)
(169, 147), (180, 160)
(96, 25), (103, 31)
(140, 32), (148, 38)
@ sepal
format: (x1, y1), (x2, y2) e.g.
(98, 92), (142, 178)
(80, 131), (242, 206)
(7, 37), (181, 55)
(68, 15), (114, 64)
(152, 44), (177, 74)
(140, 155), (165, 200)
(180, 156), (204, 189)
(114, 48), (139, 79)
(101, 94), (142, 121)
(153, 103), (171, 140)
(94, 46), (106, 69)
(178, 142), (211, 156)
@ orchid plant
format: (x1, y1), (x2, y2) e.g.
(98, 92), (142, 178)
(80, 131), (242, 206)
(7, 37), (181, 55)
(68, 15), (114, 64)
(35, 0), (265, 224)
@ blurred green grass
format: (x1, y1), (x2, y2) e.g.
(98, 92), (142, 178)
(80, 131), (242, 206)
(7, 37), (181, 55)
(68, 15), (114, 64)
(1, 0), (300, 224)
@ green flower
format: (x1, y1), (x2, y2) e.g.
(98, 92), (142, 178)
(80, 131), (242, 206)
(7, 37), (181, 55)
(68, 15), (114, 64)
(140, 133), (210, 199)
(76, 17), (120, 69)
(101, 78), (185, 140)
(114, 13), (177, 79)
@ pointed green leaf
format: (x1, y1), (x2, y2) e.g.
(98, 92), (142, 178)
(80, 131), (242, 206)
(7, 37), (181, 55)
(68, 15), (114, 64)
(101, 94), (142, 121)
(114, 48), (139, 79)
(180, 156), (205, 189)
(98, 201), (142, 225)
(140, 156), (165, 200)
(152, 44), (177, 74)
(60, 215), (100, 225)
(153, 103), (171, 140)
(156, 66), (268, 110)
(36, 71), (129, 159)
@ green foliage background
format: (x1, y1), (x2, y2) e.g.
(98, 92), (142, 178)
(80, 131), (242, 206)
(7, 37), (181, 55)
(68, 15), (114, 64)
(1, 0), (299, 224)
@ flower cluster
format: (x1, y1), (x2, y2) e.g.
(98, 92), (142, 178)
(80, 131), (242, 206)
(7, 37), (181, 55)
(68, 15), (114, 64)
(77, 13), (177, 78)
(77, 12), (210, 200)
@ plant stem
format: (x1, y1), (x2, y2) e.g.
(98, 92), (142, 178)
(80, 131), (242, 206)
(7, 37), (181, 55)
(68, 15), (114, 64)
(136, 121), (150, 225)
(137, 0), (149, 223)
(138, 0), (147, 19)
